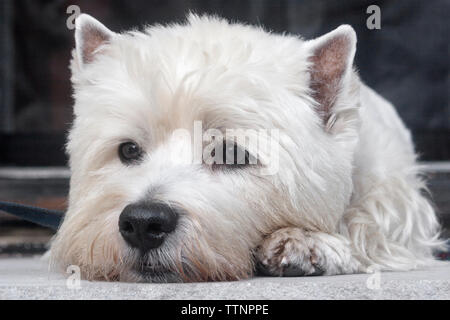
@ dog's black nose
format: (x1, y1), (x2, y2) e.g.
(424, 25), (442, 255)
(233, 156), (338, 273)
(119, 202), (178, 251)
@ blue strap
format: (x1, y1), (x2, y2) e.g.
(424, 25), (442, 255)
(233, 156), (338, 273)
(0, 201), (64, 230)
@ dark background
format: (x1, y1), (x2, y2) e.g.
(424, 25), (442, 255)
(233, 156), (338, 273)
(0, 0), (449, 164)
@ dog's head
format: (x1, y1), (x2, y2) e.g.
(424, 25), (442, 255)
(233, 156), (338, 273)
(50, 14), (360, 282)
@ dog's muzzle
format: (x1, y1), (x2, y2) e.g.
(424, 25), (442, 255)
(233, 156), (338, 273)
(118, 202), (179, 252)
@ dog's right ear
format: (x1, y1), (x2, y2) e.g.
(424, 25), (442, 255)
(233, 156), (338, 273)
(74, 14), (115, 68)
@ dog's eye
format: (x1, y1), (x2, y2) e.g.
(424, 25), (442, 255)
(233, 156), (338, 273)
(119, 142), (143, 164)
(211, 142), (256, 169)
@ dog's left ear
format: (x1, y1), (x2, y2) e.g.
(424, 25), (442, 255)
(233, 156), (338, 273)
(305, 25), (358, 133)
(74, 14), (115, 68)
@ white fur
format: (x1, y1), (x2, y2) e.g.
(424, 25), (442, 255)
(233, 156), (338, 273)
(49, 14), (444, 282)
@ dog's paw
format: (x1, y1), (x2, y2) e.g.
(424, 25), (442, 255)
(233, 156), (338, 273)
(255, 227), (324, 276)
(255, 227), (360, 277)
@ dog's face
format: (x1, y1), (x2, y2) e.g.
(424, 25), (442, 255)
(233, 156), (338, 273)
(50, 14), (360, 282)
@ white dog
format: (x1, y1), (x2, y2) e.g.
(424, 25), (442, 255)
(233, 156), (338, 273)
(49, 13), (443, 282)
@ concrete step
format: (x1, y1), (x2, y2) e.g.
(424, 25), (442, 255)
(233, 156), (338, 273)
(0, 257), (448, 299)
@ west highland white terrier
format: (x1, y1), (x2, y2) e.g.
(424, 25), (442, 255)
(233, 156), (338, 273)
(50, 13), (443, 282)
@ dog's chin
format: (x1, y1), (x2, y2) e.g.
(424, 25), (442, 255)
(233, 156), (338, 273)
(120, 260), (183, 283)
(134, 271), (182, 283)
(119, 269), (182, 283)
(139, 267), (182, 283)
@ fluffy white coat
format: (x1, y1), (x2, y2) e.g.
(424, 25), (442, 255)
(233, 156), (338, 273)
(49, 14), (443, 282)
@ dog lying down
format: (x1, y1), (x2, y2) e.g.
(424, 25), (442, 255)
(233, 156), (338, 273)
(49, 13), (444, 282)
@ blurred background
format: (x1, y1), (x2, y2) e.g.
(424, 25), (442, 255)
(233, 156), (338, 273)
(0, 0), (448, 256)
